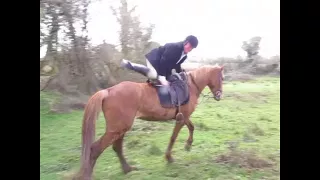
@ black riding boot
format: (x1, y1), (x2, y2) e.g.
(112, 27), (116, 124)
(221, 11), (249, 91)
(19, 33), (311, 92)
(121, 59), (150, 77)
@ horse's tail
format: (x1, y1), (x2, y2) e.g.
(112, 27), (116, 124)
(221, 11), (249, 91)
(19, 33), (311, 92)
(80, 89), (108, 166)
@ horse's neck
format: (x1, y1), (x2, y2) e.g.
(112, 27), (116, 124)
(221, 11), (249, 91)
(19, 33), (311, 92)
(188, 71), (208, 96)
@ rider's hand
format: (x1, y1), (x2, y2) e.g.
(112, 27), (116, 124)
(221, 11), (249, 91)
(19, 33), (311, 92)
(158, 76), (169, 85)
(161, 80), (169, 85)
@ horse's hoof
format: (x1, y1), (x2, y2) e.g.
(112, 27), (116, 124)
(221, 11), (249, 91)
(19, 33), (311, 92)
(123, 165), (138, 174)
(72, 176), (91, 180)
(167, 158), (175, 163)
(184, 144), (191, 151)
(73, 170), (92, 180)
(165, 154), (175, 163)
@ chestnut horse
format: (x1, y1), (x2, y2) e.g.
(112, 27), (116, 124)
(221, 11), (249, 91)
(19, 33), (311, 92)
(76, 65), (224, 180)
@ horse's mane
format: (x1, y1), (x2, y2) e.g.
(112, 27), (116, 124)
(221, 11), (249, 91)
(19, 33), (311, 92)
(187, 63), (222, 77)
(184, 64), (223, 92)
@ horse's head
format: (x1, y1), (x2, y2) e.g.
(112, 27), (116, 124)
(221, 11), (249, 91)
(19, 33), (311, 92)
(188, 64), (225, 101)
(206, 64), (224, 101)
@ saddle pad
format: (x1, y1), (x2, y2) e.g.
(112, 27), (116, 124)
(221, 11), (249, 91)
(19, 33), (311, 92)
(155, 73), (190, 108)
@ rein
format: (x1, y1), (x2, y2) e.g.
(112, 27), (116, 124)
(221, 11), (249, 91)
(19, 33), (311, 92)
(189, 73), (201, 94)
(189, 73), (213, 104)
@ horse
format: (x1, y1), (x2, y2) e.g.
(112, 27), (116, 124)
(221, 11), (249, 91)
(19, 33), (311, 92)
(75, 64), (224, 180)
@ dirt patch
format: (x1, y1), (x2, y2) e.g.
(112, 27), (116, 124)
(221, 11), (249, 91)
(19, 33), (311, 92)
(215, 149), (273, 169)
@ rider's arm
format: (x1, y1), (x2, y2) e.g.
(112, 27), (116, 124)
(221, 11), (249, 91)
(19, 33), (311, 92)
(158, 43), (174, 78)
(175, 56), (187, 73)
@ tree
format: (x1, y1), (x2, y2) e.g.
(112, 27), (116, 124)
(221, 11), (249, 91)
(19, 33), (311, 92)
(111, 0), (155, 63)
(41, 0), (101, 95)
(241, 36), (262, 59)
(40, 0), (157, 95)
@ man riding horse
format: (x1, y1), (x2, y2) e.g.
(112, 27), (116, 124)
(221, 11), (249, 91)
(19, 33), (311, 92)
(77, 36), (228, 179)
(121, 35), (198, 86)
(121, 35), (198, 111)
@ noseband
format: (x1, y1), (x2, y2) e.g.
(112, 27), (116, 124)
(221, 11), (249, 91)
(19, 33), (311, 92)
(189, 70), (223, 102)
(214, 70), (224, 97)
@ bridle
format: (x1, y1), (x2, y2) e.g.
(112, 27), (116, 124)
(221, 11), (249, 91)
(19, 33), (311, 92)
(188, 70), (223, 103)
(189, 73), (201, 95)
(215, 71), (223, 98)
(189, 73), (211, 103)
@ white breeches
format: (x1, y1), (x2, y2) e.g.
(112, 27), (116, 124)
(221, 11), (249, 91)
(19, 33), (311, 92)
(146, 59), (158, 80)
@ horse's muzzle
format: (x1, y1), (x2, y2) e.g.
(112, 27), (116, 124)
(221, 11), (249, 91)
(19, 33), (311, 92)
(214, 91), (222, 101)
(214, 96), (221, 101)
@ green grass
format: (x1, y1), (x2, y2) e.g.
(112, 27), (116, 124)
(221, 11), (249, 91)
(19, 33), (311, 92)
(40, 77), (280, 180)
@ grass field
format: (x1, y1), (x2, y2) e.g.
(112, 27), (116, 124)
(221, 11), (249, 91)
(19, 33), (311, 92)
(40, 77), (280, 180)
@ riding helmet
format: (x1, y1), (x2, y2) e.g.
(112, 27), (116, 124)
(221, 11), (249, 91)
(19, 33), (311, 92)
(185, 35), (198, 48)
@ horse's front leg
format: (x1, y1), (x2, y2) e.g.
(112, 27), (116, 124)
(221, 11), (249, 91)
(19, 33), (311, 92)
(165, 120), (184, 163)
(184, 119), (194, 151)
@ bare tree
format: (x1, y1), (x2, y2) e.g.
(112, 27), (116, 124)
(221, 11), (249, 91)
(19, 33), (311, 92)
(40, 0), (64, 74)
(242, 36), (262, 59)
(41, 0), (101, 95)
(40, 0), (157, 96)
(111, 0), (155, 63)
(110, 0), (133, 59)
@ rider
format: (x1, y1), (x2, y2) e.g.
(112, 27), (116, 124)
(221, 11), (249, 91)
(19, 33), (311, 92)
(145, 35), (198, 85)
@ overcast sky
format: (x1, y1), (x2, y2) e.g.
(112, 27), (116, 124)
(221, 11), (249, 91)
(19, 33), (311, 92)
(41, 0), (280, 59)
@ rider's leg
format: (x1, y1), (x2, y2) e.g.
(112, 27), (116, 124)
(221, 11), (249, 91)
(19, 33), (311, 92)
(145, 59), (167, 85)
(121, 59), (167, 85)
(145, 59), (158, 80)
(121, 59), (150, 77)
(145, 59), (169, 85)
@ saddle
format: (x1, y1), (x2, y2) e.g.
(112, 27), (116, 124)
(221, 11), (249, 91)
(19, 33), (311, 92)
(148, 72), (190, 109)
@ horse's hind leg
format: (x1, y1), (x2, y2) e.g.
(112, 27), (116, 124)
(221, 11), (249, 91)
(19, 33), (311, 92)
(184, 119), (194, 151)
(165, 120), (184, 163)
(113, 134), (137, 174)
(81, 132), (120, 180)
